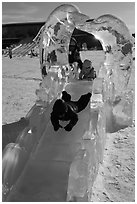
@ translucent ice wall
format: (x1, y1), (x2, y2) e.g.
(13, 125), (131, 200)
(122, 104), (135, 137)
(35, 4), (90, 103)
(77, 14), (133, 102)
(38, 4), (89, 67)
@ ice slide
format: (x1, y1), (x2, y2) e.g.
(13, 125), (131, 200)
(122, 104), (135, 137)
(3, 81), (103, 202)
(3, 3), (134, 201)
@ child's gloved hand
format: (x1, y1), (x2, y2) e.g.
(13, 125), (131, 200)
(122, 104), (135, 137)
(54, 124), (63, 131)
(64, 125), (72, 131)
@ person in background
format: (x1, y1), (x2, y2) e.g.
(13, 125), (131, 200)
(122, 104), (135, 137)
(31, 49), (34, 57)
(8, 47), (12, 59)
(41, 65), (47, 78)
(79, 59), (96, 81)
(69, 44), (83, 71)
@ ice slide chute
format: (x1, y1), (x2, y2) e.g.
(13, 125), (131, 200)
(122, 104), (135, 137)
(3, 3), (133, 201)
(3, 81), (105, 201)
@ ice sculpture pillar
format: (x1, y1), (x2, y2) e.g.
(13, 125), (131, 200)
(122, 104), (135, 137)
(34, 4), (90, 103)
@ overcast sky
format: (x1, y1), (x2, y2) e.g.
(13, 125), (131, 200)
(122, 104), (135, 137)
(2, 1), (135, 34)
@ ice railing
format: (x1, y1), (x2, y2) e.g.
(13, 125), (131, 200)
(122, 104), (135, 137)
(3, 4), (134, 201)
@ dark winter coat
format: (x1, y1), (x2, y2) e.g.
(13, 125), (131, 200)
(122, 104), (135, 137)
(51, 91), (91, 131)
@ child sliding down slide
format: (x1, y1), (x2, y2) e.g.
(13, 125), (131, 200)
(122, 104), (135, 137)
(51, 91), (92, 131)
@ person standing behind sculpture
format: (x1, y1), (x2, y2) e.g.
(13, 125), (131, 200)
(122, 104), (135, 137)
(69, 44), (83, 70)
(8, 47), (12, 59)
(73, 46), (83, 70)
(30, 49), (35, 58)
(79, 59), (96, 81)
(41, 65), (47, 78)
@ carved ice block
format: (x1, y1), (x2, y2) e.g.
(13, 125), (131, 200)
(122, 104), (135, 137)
(112, 89), (134, 127)
(67, 101), (106, 201)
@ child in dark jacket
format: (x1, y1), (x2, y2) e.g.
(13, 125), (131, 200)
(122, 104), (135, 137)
(51, 91), (92, 131)
(79, 59), (96, 80)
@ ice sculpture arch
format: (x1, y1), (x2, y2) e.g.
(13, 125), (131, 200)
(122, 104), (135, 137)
(35, 3), (133, 103)
(79, 14), (133, 100)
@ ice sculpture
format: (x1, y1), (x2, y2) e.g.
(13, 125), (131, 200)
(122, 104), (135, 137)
(3, 3), (134, 202)
(35, 4), (90, 103)
(34, 5), (134, 200)
(81, 14), (133, 102)
(34, 4), (133, 104)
